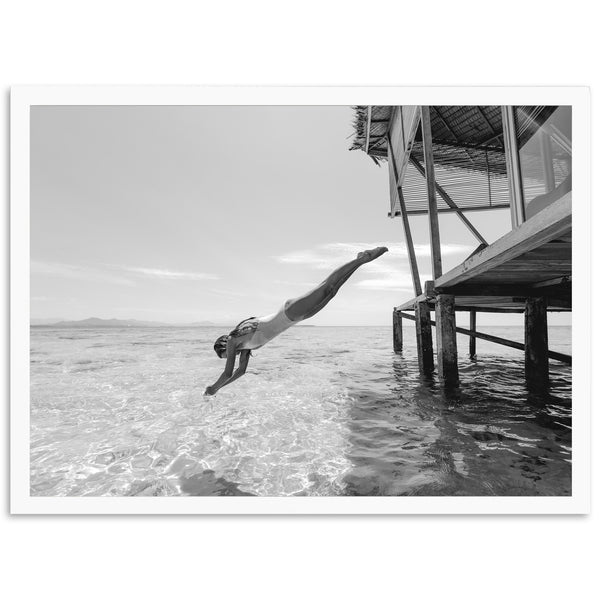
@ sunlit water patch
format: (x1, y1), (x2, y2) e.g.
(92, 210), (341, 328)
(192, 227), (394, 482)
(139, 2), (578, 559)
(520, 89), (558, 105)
(30, 325), (571, 496)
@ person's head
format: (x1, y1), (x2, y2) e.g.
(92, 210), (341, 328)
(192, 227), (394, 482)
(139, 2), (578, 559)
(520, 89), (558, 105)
(213, 334), (229, 359)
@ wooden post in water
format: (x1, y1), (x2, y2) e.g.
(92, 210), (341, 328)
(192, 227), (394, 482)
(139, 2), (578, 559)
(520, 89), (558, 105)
(524, 297), (549, 385)
(415, 301), (434, 374)
(393, 310), (403, 353)
(469, 310), (477, 358)
(435, 294), (459, 386)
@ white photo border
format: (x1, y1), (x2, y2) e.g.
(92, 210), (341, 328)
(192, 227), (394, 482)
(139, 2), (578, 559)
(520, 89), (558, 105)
(11, 86), (591, 514)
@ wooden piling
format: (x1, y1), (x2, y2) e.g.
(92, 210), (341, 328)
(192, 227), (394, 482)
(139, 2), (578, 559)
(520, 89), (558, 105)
(415, 301), (434, 374)
(392, 310), (403, 353)
(435, 294), (459, 386)
(525, 297), (549, 385)
(469, 310), (477, 358)
(397, 309), (571, 364)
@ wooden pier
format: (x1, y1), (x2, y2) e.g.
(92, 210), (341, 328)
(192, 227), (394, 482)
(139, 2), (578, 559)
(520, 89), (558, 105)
(351, 105), (572, 386)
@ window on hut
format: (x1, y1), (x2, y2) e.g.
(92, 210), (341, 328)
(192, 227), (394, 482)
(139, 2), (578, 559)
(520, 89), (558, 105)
(515, 106), (572, 219)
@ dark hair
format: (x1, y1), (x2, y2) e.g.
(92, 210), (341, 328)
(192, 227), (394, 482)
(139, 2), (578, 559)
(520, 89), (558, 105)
(213, 334), (229, 358)
(213, 317), (257, 358)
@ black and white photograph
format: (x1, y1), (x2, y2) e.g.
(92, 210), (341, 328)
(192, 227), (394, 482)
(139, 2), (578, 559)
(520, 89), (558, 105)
(4, 2), (600, 598)
(10, 87), (590, 513)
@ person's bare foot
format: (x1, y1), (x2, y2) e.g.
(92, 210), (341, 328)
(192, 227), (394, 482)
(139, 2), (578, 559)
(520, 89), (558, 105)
(357, 246), (389, 262)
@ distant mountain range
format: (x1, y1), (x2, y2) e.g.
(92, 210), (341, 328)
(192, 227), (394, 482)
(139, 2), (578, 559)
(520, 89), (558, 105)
(30, 317), (65, 326)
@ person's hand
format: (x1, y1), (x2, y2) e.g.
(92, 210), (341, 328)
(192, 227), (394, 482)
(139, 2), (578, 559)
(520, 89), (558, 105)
(204, 385), (216, 396)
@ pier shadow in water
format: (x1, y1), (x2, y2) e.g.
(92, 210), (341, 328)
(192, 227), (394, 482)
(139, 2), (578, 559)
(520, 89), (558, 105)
(341, 353), (571, 497)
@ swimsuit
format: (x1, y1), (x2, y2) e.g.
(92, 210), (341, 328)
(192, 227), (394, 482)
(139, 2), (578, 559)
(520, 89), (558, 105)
(234, 303), (297, 350)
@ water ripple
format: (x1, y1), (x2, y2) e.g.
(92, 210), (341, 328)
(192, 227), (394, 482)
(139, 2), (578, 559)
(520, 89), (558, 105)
(30, 325), (571, 497)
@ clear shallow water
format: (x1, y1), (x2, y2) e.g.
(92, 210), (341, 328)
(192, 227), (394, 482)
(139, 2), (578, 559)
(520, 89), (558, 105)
(30, 325), (571, 497)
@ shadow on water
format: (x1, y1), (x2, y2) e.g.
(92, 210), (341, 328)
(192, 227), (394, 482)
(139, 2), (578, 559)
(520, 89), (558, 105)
(342, 352), (572, 497)
(179, 470), (256, 496)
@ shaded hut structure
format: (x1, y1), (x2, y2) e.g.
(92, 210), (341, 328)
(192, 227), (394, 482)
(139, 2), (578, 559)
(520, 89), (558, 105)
(351, 105), (572, 386)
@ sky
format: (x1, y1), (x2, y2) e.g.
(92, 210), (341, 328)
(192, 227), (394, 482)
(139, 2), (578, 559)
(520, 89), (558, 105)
(30, 105), (569, 327)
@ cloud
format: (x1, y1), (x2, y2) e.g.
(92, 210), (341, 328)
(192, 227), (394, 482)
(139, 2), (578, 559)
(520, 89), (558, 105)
(354, 279), (412, 291)
(354, 267), (433, 292)
(274, 242), (470, 291)
(355, 277), (423, 292)
(275, 241), (471, 270)
(204, 288), (248, 298)
(119, 266), (219, 281)
(31, 261), (219, 286)
(31, 261), (135, 286)
(272, 279), (318, 288)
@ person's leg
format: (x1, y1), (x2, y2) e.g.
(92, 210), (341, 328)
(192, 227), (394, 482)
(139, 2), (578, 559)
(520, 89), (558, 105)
(284, 246), (388, 321)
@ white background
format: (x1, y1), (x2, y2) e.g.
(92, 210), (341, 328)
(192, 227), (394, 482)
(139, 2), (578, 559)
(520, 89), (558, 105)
(1, 1), (598, 598)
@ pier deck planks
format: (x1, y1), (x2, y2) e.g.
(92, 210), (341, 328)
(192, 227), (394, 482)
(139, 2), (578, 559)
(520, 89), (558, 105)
(395, 194), (572, 313)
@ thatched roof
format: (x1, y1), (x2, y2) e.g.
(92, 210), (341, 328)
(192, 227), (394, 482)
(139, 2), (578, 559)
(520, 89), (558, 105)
(349, 106), (395, 163)
(350, 105), (508, 160)
(350, 105), (561, 165)
(350, 105), (569, 216)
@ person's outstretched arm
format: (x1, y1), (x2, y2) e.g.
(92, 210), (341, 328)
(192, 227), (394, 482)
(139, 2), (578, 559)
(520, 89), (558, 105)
(205, 347), (251, 396)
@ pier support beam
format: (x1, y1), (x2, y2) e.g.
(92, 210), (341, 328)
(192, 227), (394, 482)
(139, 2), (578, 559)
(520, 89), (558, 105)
(415, 301), (434, 374)
(469, 310), (477, 358)
(421, 106), (443, 279)
(435, 294), (459, 386)
(525, 297), (549, 385)
(501, 105), (526, 228)
(393, 310), (403, 353)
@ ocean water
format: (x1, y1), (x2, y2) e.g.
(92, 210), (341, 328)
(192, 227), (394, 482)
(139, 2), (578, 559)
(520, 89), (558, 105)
(30, 325), (572, 497)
